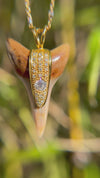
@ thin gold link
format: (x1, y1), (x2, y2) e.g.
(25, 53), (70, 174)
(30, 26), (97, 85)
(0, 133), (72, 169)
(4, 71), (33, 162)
(25, 0), (55, 48)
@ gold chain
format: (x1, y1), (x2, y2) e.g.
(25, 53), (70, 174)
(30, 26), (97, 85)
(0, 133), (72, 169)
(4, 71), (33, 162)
(25, 0), (55, 48)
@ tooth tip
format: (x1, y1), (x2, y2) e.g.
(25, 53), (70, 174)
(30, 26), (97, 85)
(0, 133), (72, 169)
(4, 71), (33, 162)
(36, 123), (46, 138)
(34, 113), (47, 138)
(37, 128), (45, 138)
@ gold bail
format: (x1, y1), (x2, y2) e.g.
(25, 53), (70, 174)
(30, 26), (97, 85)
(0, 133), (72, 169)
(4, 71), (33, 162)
(33, 28), (46, 49)
(29, 48), (51, 108)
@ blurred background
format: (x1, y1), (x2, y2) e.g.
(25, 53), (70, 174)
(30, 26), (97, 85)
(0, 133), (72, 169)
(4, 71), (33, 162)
(0, 0), (100, 177)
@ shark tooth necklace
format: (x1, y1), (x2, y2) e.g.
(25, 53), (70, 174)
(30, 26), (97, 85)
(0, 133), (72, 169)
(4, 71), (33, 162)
(25, 0), (55, 108)
(6, 0), (69, 137)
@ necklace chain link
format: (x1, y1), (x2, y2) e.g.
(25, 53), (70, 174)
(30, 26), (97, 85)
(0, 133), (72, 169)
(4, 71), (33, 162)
(25, 0), (55, 48)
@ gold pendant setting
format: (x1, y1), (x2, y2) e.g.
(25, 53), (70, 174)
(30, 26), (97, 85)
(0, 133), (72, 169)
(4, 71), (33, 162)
(29, 48), (51, 108)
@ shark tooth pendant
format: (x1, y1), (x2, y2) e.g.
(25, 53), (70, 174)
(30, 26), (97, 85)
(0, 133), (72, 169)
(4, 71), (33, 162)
(6, 38), (69, 137)
(6, 0), (70, 137)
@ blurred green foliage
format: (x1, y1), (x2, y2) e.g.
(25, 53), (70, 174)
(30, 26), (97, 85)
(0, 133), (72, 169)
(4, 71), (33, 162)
(84, 28), (100, 97)
(0, 0), (100, 178)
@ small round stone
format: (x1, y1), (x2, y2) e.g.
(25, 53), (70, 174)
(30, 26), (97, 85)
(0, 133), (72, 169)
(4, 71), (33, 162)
(45, 58), (48, 62)
(33, 69), (36, 73)
(39, 73), (42, 77)
(33, 63), (35, 67)
(39, 68), (42, 71)
(43, 91), (46, 95)
(33, 52), (37, 57)
(39, 94), (44, 99)
(39, 63), (42, 66)
(45, 63), (48, 66)
(45, 53), (48, 57)
(35, 96), (38, 100)
(39, 52), (43, 56)
(33, 58), (36, 61)
(38, 57), (41, 61)
(45, 68), (48, 71)
(41, 100), (44, 104)
(32, 74), (35, 78)
(45, 73), (48, 77)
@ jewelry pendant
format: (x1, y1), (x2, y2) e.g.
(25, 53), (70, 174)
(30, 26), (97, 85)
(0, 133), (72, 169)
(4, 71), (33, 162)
(6, 0), (69, 137)
(29, 49), (51, 108)
(6, 38), (69, 137)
